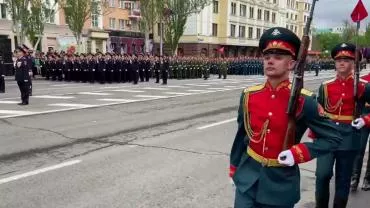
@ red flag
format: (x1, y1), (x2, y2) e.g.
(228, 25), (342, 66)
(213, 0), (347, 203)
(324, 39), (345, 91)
(218, 47), (224, 54)
(351, 0), (368, 22)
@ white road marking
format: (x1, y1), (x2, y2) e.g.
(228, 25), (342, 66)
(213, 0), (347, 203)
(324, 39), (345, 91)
(33, 95), (75, 99)
(111, 89), (145, 93)
(78, 92), (112, 96)
(100, 86), (121, 89)
(142, 87), (169, 91)
(166, 85), (190, 88)
(207, 87), (226, 90)
(48, 103), (96, 108)
(164, 92), (193, 95)
(98, 98), (139, 102)
(0, 160), (82, 185)
(0, 110), (35, 115)
(52, 84), (79, 87)
(224, 86), (238, 88)
(185, 84), (211, 87)
(187, 89), (212, 93)
(135, 95), (168, 99)
(197, 118), (237, 130)
(0, 101), (20, 104)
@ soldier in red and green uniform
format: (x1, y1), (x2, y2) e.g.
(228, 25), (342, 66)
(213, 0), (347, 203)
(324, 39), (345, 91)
(229, 27), (342, 208)
(314, 43), (370, 207)
(350, 72), (370, 192)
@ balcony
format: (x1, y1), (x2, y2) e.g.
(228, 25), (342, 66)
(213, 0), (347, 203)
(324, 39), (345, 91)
(128, 8), (141, 19)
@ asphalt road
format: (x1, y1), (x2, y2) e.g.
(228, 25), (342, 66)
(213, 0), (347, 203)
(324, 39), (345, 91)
(0, 71), (369, 208)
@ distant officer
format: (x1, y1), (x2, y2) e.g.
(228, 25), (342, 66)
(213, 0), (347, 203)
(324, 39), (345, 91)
(154, 56), (160, 83)
(162, 56), (169, 85)
(14, 46), (31, 105)
(0, 55), (5, 93)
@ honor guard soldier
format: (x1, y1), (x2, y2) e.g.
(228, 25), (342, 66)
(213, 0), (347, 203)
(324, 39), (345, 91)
(15, 46), (31, 105)
(229, 27), (342, 208)
(350, 71), (370, 192)
(22, 45), (33, 95)
(0, 55), (5, 93)
(313, 43), (370, 207)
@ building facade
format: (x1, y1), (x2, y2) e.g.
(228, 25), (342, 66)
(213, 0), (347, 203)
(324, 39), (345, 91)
(153, 0), (312, 57)
(0, 0), (143, 55)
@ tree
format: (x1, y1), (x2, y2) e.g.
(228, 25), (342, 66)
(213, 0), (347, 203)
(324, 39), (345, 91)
(27, 0), (58, 50)
(158, 0), (210, 55)
(5, 0), (30, 46)
(341, 20), (356, 42)
(60, 0), (108, 53)
(315, 32), (342, 52)
(140, 0), (158, 54)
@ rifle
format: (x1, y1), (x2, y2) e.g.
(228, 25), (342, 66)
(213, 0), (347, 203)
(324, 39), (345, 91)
(353, 21), (361, 119)
(282, 0), (319, 150)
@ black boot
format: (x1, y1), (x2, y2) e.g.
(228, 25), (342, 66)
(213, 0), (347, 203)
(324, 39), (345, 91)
(350, 175), (359, 192)
(362, 168), (370, 191)
(315, 196), (329, 208)
(333, 196), (348, 208)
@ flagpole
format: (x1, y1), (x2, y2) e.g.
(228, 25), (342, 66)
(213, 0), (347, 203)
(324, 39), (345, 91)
(353, 15), (361, 118)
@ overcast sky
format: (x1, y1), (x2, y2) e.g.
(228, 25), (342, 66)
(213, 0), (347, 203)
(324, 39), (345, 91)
(314, 0), (370, 28)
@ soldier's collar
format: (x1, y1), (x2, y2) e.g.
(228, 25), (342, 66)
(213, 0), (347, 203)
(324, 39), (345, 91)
(336, 73), (353, 81)
(264, 79), (290, 91)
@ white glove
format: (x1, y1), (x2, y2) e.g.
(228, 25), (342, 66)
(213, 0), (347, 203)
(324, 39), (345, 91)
(278, 150), (295, 166)
(230, 178), (235, 190)
(352, 118), (365, 129)
(29, 72), (33, 76)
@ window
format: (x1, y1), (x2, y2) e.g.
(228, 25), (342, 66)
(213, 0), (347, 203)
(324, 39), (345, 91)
(91, 3), (99, 27)
(125, 2), (132, 9)
(296, 2), (298, 9)
(230, 24), (236, 37)
(0, 4), (7, 19)
(256, 28), (261, 39)
(212, 23), (218, 36)
(286, 24), (289, 29)
(109, 0), (115, 7)
(120, 0), (125, 8)
(272, 12), (276, 23)
(287, 0), (290, 7)
(239, 26), (246, 38)
(290, 13), (293, 19)
(248, 27), (253, 39)
(273, 0), (277, 4)
(109, 18), (116, 29)
(294, 26), (297, 33)
(231, 2), (236, 15)
(213, 0), (219, 13)
(257, 9), (262, 20)
(158, 23), (161, 35)
(119, 19), (125, 30)
(308, 4), (311, 11)
(264, 10), (270, 21)
(295, 14), (297, 20)
(45, 9), (55, 23)
(286, 13), (289, 18)
(249, 7), (254, 18)
(290, 25), (293, 30)
(240, 4), (246, 17)
(304, 15), (307, 23)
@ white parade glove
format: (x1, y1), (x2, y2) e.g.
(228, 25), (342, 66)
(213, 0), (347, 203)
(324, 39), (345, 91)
(352, 118), (365, 129)
(278, 150), (295, 166)
(29, 72), (33, 76)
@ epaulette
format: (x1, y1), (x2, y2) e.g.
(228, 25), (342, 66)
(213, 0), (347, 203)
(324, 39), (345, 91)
(300, 88), (313, 96)
(360, 78), (368, 83)
(322, 78), (335, 85)
(244, 84), (264, 93)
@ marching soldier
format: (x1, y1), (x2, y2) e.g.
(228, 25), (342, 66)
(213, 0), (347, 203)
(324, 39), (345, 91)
(230, 27), (342, 208)
(14, 46), (31, 105)
(350, 72), (370, 192)
(0, 55), (4, 93)
(314, 43), (370, 207)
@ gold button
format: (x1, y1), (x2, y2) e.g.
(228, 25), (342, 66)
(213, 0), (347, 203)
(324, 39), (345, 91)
(335, 115), (339, 118)
(264, 147), (269, 151)
(271, 94), (276, 99)
(342, 93), (345, 96)
(267, 129), (271, 133)
(268, 112), (273, 116)
(342, 83), (345, 86)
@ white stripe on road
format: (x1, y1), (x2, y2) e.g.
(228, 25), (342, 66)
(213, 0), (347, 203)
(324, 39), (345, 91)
(142, 87), (169, 91)
(135, 95), (168, 99)
(33, 95), (75, 99)
(197, 118), (237, 130)
(51, 84), (79, 87)
(111, 89), (145, 93)
(164, 92), (193, 95)
(187, 89), (212, 93)
(0, 110), (35, 115)
(98, 98), (139, 102)
(184, 84), (211, 87)
(0, 101), (20, 104)
(0, 160), (82, 185)
(100, 86), (121, 89)
(166, 85), (190, 88)
(207, 87), (227, 90)
(48, 103), (96, 108)
(78, 92), (112, 96)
